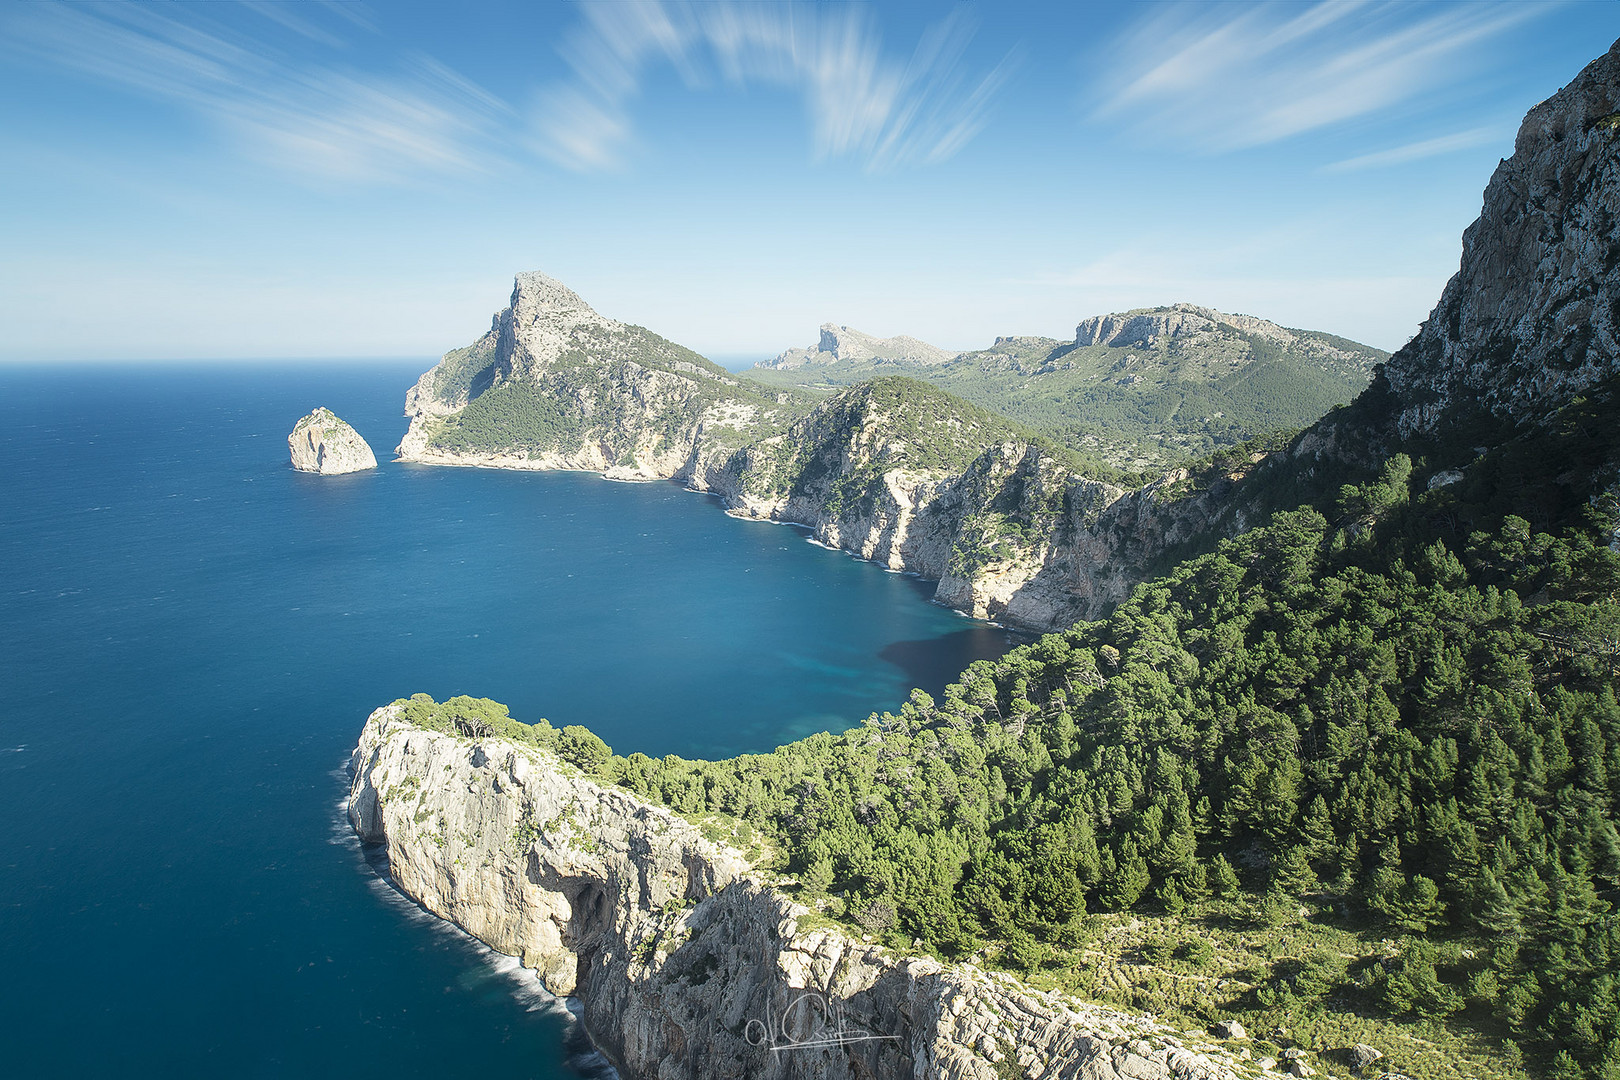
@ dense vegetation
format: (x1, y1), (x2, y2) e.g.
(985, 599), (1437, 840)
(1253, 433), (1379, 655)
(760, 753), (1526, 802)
(741, 320), (1384, 470)
(397, 423), (1620, 1077)
(394, 692), (613, 774)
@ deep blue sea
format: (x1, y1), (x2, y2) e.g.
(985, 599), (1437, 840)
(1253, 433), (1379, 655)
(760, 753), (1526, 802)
(0, 363), (1019, 1077)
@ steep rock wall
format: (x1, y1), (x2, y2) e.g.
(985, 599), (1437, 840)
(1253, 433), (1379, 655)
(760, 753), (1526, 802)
(1380, 40), (1620, 440)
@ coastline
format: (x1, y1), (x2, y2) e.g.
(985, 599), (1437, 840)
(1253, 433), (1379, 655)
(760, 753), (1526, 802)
(396, 449), (1064, 636)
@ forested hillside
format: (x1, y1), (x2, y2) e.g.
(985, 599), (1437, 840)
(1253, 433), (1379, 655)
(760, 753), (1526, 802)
(396, 424), (1620, 1077)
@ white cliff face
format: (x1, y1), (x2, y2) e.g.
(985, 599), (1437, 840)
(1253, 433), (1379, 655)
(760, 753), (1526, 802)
(684, 390), (1247, 633)
(1379, 41), (1620, 439)
(494, 271), (627, 382)
(349, 706), (1248, 1080)
(288, 408), (377, 475)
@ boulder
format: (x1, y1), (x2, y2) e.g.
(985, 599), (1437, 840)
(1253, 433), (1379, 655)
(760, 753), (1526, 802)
(1349, 1044), (1384, 1072)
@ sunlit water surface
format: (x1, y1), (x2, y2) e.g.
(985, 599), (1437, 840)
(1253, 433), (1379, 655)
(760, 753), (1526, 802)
(0, 363), (1020, 1077)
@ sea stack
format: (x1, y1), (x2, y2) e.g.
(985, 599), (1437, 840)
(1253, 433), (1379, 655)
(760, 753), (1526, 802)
(288, 407), (377, 475)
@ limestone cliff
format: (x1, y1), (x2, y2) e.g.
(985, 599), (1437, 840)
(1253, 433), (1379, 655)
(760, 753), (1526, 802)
(1071, 303), (1376, 383)
(288, 407), (377, 475)
(349, 704), (1247, 1080)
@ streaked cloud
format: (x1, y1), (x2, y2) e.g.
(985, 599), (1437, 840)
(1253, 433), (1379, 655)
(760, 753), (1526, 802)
(1090, 0), (1551, 151)
(1322, 125), (1505, 172)
(1, 2), (512, 184)
(533, 2), (1014, 172)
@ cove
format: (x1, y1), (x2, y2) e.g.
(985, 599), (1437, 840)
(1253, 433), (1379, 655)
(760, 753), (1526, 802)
(0, 362), (1021, 1078)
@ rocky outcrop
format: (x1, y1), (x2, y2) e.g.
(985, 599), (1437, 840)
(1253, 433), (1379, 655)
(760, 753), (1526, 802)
(288, 407), (377, 474)
(349, 705), (1248, 1080)
(668, 375), (1241, 629)
(764, 324), (954, 369)
(1072, 303), (1376, 377)
(1076, 304), (1284, 350)
(397, 272), (798, 481)
(1379, 41), (1620, 440)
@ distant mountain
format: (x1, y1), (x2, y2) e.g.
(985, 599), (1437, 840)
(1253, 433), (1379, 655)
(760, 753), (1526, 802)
(760, 323), (954, 369)
(742, 304), (1387, 468)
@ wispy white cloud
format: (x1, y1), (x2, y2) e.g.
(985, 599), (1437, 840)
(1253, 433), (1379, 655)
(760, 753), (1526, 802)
(1090, 0), (1552, 151)
(1, 2), (511, 184)
(1322, 125), (1505, 172)
(532, 2), (1014, 172)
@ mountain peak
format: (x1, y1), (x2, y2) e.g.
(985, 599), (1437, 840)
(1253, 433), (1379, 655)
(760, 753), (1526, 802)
(509, 271), (604, 322)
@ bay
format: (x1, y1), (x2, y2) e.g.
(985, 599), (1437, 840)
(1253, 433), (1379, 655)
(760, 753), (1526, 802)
(0, 363), (1019, 1077)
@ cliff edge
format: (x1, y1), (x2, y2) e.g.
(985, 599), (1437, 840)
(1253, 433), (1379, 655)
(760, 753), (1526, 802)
(349, 704), (1247, 1080)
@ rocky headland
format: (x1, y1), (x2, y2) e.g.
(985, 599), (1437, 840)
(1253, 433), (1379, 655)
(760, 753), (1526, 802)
(288, 407), (377, 474)
(349, 702), (1248, 1080)
(394, 279), (1283, 632)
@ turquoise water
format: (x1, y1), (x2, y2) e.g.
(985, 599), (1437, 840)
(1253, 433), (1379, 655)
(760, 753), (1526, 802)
(0, 364), (1019, 1077)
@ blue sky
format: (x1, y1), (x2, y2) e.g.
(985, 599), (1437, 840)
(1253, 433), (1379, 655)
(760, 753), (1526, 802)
(1, 1), (1614, 363)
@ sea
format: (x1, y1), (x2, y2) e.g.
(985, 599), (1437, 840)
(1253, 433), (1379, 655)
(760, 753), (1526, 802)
(0, 362), (1021, 1078)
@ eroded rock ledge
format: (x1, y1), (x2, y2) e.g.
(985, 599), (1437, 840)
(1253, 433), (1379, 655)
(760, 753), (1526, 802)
(349, 704), (1246, 1080)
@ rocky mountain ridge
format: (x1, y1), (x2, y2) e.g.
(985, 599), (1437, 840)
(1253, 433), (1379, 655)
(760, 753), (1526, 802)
(744, 304), (1385, 468)
(394, 40), (1620, 634)
(349, 703), (1249, 1080)
(392, 279), (1360, 631)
